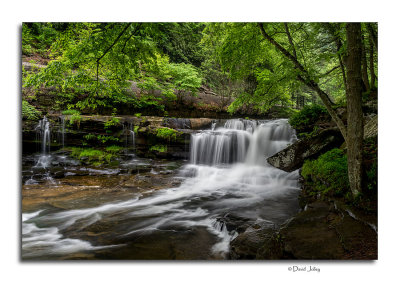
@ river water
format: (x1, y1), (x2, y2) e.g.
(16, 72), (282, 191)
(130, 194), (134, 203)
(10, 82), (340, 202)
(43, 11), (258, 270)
(22, 118), (300, 260)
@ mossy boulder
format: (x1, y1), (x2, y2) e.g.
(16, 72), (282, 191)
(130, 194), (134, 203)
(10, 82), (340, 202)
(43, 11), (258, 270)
(267, 128), (344, 172)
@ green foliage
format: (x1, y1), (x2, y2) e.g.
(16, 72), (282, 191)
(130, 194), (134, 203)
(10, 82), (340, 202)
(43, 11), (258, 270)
(97, 135), (120, 144)
(154, 23), (205, 67)
(168, 63), (203, 95)
(302, 148), (349, 197)
(289, 104), (328, 134)
(22, 23), (207, 114)
(22, 100), (41, 120)
(64, 110), (82, 126)
(155, 127), (179, 141)
(138, 54), (202, 103)
(134, 125), (139, 134)
(104, 117), (120, 130)
(298, 126), (320, 139)
(69, 147), (118, 165)
(22, 23), (60, 56)
(83, 133), (96, 140)
(105, 145), (124, 153)
(82, 134), (120, 146)
(62, 109), (81, 116)
(149, 145), (167, 153)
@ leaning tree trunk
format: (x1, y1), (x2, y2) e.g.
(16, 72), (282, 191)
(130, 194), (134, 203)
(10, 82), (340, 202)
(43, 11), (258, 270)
(345, 23), (364, 196)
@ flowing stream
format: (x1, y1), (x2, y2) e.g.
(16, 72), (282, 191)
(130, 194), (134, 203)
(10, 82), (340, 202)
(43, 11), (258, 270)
(22, 119), (300, 259)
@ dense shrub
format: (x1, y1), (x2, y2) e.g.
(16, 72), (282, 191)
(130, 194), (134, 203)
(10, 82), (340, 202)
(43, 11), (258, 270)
(69, 146), (121, 166)
(289, 104), (329, 135)
(63, 109), (82, 127)
(155, 127), (179, 141)
(301, 148), (349, 197)
(22, 100), (41, 120)
(149, 145), (167, 153)
(104, 117), (120, 130)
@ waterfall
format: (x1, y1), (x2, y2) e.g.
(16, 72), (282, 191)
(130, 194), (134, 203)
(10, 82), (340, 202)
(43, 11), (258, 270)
(190, 119), (295, 166)
(224, 118), (257, 132)
(211, 121), (216, 131)
(22, 118), (300, 259)
(33, 116), (53, 169)
(35, 116), (51, 155)
(129, 122), (135, 150)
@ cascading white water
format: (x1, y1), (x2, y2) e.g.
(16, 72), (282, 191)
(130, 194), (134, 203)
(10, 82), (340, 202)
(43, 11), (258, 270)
(130, 126), (135, 150)
(211, 121), (216, 131)
(190, 119), (295, 166)
(36, 116), (51, 155)
(22, 118), (300, 259)
(125, 122), (135, 151)
(34, 117), (52, 169)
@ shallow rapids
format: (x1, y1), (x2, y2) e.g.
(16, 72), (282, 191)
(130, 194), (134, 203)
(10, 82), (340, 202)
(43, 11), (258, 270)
(22, 119), (300, 259)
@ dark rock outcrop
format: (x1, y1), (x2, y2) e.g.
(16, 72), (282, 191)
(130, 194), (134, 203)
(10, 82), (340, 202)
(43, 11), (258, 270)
(267, 129), (344, 172)
(163, 118), (191, 129)
(257, 201), (377, 260)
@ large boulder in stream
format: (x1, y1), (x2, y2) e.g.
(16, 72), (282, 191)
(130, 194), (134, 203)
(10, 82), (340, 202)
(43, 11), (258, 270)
(267, 128), (344, 172)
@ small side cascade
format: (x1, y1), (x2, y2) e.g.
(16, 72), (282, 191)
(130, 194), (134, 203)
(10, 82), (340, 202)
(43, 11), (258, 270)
(35, 116), (51, 155)
(130, 130), (135, 151)
(211, 121), (216, 131)
(129, 122), (135, 150)
(34, 116), (52, 169)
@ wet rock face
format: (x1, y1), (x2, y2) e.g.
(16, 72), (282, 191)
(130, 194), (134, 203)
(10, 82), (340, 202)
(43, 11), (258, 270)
(163, 118), (191, 129)
(267, 129), (344, 172)
(188, 118), (214, 130)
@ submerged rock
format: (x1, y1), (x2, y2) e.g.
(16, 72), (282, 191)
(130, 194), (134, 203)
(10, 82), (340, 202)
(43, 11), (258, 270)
(267, 128), (344, 172)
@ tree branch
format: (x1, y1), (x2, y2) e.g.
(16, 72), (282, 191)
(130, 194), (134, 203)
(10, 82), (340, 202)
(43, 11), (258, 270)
(323, 23), (347, 87)
(321, 65), (340, 77)
(121, 23), (142, 54)
(284, 23), (297, 59)
(258, 22), (348, 141)
(95, 23), (131, 92)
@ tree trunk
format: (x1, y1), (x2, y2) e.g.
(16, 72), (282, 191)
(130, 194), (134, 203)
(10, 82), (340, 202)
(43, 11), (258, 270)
(345, 23), (364, 196)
